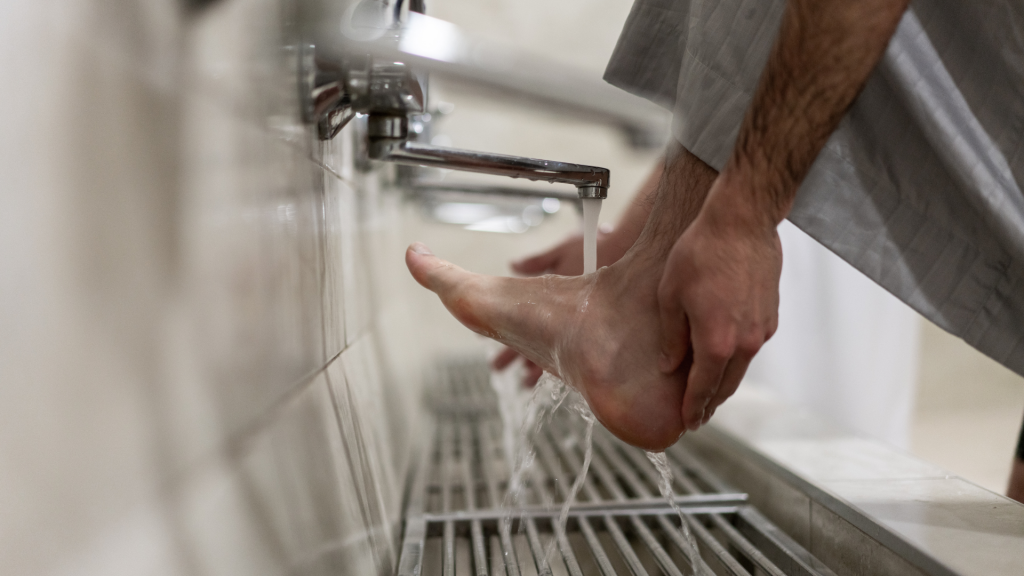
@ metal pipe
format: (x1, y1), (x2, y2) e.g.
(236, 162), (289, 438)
(460, 423), (490, 576)
(370, 137), (609, 199)
(314, 13), (669, 148)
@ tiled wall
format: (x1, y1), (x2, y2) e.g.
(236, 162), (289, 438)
(0, 1), (426, 574)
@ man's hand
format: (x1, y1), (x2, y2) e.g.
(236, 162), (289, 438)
(654, 0), (909, 430)
(657, 174), (781, 429)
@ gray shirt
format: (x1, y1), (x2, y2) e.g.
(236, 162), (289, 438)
(605, 0), (1024, 377)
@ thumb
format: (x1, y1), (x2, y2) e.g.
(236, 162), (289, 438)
(511, 248), (561, 276)
(658, 296), (690, 373)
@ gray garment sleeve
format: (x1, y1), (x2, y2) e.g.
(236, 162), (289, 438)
(605, 0), (1024, 377)
(603, 0), (691, 110)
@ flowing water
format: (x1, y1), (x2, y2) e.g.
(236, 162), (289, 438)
(581, 198), (602, 274)
(646, 451), (705, 576)
(491, 197), (602, 568)
(557, 397), (595, 530)
(492, 369), (596, 567)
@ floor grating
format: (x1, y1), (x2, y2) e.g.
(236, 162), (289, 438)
(399, 358), (838, 576)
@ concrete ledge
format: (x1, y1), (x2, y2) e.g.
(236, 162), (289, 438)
(680, 386), (1024, 576)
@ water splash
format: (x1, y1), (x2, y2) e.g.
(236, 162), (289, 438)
(492, 368), (596, 569)
(556, 393), (595, 538)
(646, 451), (704, 576)
(496, 371), (569, 512)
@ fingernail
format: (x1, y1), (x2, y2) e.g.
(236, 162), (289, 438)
(411, 242), (433, 255)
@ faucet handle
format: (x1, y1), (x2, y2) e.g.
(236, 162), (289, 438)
(301, 44), (425, 140)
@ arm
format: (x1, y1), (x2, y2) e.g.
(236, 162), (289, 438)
(658, 0), (910, 430)
(727, 0), (910, 225)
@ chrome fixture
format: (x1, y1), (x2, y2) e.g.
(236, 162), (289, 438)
(312, 10), (669, 148)
(301, 45), (610, 200)
(366, 114), (609, 199)
(301, 4), (629, 201)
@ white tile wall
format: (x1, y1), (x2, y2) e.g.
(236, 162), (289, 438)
(0, 0), (663, 572)
(0, 0), (428, 574)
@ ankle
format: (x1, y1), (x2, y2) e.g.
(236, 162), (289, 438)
(600, 251), (662, 299)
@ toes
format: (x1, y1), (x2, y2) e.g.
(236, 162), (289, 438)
(406, 243), (499, 339)
(405, 243), (469, 294)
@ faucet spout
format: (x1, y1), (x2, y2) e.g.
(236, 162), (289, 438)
(367, 115), (608, 199)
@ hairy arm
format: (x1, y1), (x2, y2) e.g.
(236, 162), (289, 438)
(659, 0), (911, 430)
(727, 0), (910, 225)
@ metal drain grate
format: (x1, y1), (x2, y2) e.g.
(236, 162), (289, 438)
(399, 359), (838, 576)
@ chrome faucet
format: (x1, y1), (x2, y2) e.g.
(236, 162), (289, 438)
(366, 115), (609, 199)
(301, 43), (610, 200)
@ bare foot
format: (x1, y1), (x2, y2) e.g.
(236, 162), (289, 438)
(406, 242), (687, 450)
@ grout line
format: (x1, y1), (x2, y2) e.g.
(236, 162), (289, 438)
(165, 344), (350, 495)
(222, 346), (348, 457)
(309, 154), (359, 189)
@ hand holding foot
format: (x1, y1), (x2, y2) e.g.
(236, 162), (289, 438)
(657, 173), (781, 431)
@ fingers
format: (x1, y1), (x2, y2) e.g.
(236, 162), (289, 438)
(492, 347), (520, 371)
(657, 287), (690, 373)
(702, 351), (752, 424)
(681, 340), (728, 430)
(511, 248), (561, 276)
(685, 328), (765, 428)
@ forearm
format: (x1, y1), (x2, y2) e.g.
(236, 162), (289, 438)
(604, 158), (664, 257)
(721, 0), (909, 227)
(630, 143), (719, 262)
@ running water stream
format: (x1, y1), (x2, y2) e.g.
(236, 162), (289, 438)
(646, 451), (706, 576)
(581, 198), (602, 274)
(493, 371), (595, 567)
(492, 196), (605, 569)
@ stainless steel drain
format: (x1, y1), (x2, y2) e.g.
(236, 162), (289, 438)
(399, 358), (838, 576)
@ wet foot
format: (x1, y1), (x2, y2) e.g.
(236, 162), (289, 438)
(406, 242), (687, 450)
